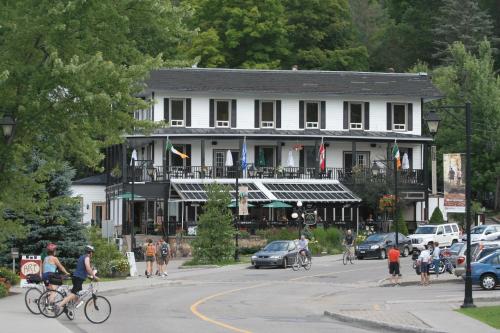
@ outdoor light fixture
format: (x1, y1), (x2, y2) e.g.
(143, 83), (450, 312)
(0, 114), (16, 142)
(297, 200), (303, 208)
(291, 212), (298, 219)
(425, 110), (441, 138)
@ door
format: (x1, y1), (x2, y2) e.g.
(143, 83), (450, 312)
(436, 225), (446, 246)
(214, 150), (226, 177)
(92, 202), (107, 228)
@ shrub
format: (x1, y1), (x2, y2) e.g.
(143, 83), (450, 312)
(310, 228), (343, 255)
(429, 207), (445, 225)
(257, 228), (298, 243)
(238, 230), (251, 239)
(238, 246), (262, 255)
(0, 283), (7, 298)
(87, 227), (124, 277)
(0, 267), (20, 286)
(391, 209), (409, 235)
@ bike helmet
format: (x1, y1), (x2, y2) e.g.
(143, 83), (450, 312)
(85, 245), (95, 253)
(47, 243), (57, 251)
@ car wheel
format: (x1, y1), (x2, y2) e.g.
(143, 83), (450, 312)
(282, 257), (288, 269)
(480, 273), (497, 290)
(402, 247), (409, 257)
(254, 265), (260, 269)
(452, 239), (458, 244)
(379, 249), (386, 260)
(357, 256), (364, 260)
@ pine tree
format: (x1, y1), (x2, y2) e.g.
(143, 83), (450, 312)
(192, 183), (235, 264)
(432, 0), (495, 62)
(429, 207), (445, 225)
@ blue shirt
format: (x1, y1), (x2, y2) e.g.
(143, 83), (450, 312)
(73, 255), (88, 279)
(43, 256), (57, 273)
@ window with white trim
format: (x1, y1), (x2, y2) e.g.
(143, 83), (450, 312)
(170, 99), (185, 127)
(392, 103), (407, 131)
(349, 102), (364, 129)
(305, 101), (319, 128)
(215, 100), (230, 128)
(260, 101), (275, 128)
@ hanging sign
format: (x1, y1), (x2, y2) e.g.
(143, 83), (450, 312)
(443, 153), (465, 213)
(238, 186), (249, 216)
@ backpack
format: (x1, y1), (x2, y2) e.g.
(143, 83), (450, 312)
(146, 244), (156, 257)
(160, 243), (169, 256)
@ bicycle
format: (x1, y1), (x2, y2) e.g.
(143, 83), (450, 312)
(24, 274), (47, 315)
(38, 277), (111, 324)
(292, 250), (311, 271)
(342, 245), (355, 265)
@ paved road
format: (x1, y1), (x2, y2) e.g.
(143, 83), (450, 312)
(3, 255), (499, 333)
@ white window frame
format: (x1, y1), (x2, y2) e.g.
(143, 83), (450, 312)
(215, 100), (231, 128)
(305, 101), (320, 129)
(392, 103), (407, 131)
(349, 102), (364, 130)
(170, 99), (186, 127)
(260, 100), (275, 128)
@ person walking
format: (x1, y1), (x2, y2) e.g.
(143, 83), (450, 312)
(156, 238), (171, 277)
(387, 245), (401, 286)
(418, 245), (431, 286)
(144, 239), (156, 278)
(432, 242), (441, 279)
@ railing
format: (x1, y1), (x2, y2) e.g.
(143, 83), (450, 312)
(125, 163), (424, 187)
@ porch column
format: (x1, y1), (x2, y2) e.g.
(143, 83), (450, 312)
(351, 142), (357, 167)
(121, 143), (128, 183)
(277, 142), (283, 167)
(164, 183), (171, 241)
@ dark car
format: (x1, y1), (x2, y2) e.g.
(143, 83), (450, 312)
(356, 232), (412, 260)
(251, 240), (299, 269)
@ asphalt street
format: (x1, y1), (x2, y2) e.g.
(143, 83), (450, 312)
(3, 255), (499, 333)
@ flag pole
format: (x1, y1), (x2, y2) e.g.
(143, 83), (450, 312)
(394, 139), (399, 246)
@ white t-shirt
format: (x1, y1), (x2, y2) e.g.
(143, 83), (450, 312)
(298, 238), (309, 250)
(432, 246), (441, 260)
(418, 250), (431, 263)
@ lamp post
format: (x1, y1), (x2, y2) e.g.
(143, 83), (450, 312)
(426, 111), (441, 196)
(1, 114), (16, 144)
(130, 158), (136, 251)
(291, 200), (304, 238)
(234, 159), (240, 262)
(425, 102), (474, 308)
(393, 150), (399, 246)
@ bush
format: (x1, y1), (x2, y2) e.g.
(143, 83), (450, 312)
(0, 267), (20, 286)
(0, 283), (7, 298)
(87, 227), (125, 277)
(238, 230), (251, 239)
(429, 207), (445, 225)
(256, 228), (298, 243)
(310, 228), (343, 255)
(110, 258), (130, 276)
(238, 246), (262, 255)
(391, 209), (409, 235)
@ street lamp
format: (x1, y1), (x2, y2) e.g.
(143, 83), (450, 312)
(0, 114), (16, 144)
(426, 110), (441, 195)
(292, 201), (304, 238)
(425, 102), (474, 308)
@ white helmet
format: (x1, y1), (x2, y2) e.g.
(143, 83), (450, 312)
(85, 245), (95, 253)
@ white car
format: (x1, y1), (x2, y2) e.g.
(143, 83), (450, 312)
(409, 223), (460, 251)
(462, 225), (500, 242)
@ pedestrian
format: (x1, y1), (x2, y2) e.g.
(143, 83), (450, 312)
(387, 245), (401, 286)
(418, 245), (431, 286)
(145, 239), (156, 278)
(432, 242), (441, 279)
(156, 238), (171, 277)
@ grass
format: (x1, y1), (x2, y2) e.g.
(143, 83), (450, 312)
(62, 276), (128, 285)
(182, 255), (251, 267)
(456, 305), (500, 329)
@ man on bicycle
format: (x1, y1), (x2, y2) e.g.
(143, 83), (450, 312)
(343, 229), (355, 257)
(56, 245), (98, 313)
(298, 235), (311, 261)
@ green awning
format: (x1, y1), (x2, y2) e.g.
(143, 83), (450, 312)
(228, 201), (255, 208)
(262, 201), (293, 208)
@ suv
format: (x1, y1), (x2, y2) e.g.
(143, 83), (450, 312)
(409, 223), (460, 252)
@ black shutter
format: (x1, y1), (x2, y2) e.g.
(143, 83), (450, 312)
(276, 100), (281, 128)
(408, 148), (413, 169)
(343, 101), (349, 129)
(185, 145), (191, 167)
(364, 102), (370, 130)
(299, 149), (304, 168)
(254, 100), (260, 128)
(186, 98), (191, 127)
(320, 101), (326, 129)
(387, 103), (392, 130)
(254, 146), (259, 166)
(231, 99), (237, 128)
(299, 101), (304, 129)
(164, 98), (169, 122)
(407, 103), (413, 131)
(209, 99), (214, 127)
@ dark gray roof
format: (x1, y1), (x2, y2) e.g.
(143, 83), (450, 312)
(144, 68), (442, 99)
(72, 174), (107, 186)
(127, 128), (433, 142)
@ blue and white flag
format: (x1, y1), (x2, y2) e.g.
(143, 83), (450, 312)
(241, 137), (247, 171)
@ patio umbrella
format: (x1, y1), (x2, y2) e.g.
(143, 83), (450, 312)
(287, 149), (295, 167)
(228, 200), (255, 208)
(225, 150), (233, 167)
(262, 201), (293, 208)
(258, 148), (266, 167)
(116, 192), (144, 200)
(402, 152), (410, 170)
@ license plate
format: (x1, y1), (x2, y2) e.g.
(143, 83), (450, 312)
(360, 250), (366, 253)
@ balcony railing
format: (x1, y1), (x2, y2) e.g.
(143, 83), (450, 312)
(125, 163), (424, 187)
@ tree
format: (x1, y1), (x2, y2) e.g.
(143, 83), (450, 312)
(429, 207), (445, 225)
(432, 0), (495, 62)
(391, 209), (408, 236)
(192, 184), (235, 264)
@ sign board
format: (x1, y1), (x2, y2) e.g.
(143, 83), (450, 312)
(443, 153), (465, 213)
(101, 220), (114, 239)
(238, 186), (249, 216)
(20, 255), (42, 287)
(304, 211), (317, 226)
(126, 252), (138, 277)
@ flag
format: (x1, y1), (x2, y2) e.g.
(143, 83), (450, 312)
(130, 149), (138, 166)
(241, 137), (247, 171)
(166, 140), (189, 159)
(392, 141), (401, 170)
(319, 139), (326, 171)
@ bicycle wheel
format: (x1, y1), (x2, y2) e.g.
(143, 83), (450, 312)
(342, 251), (348, 265)
(292, 255), (300, 271)
(84, 295), (111, 324)
(349, 253), (354, 264)
(38, 289), (65, 318)
(303, 257), (312, 270)
(25, 287), (42, 314)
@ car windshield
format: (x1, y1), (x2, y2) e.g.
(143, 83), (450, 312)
(415, 226), (437, 234)
(365, 234), (386, 242)
(264, 242), (288, 252)
(471, 226), (487, 234)
(449, 243), (464, 253)
(478, 251), (500, 263)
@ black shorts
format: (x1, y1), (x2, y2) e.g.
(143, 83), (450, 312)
(71, 276), (85, 295)
(389, 262), (400, 275)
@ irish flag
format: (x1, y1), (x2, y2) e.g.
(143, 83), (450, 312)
(392, 141), (401, 170)
(166, 140), (189, 159)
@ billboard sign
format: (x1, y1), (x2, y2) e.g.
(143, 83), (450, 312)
(238, 186), (249, 216)
(443, 153), (465, 213)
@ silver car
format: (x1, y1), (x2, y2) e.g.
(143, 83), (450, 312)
(251, 240), (300, 269)
(454, 241), (500, 277)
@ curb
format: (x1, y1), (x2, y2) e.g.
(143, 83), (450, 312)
(378, 277), (463, 287)
(324, 310), (446, 333)
(178, 264), (220, 269)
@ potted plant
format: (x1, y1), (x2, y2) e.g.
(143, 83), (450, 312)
(110, 258), (130, 278)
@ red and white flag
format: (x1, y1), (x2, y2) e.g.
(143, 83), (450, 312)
(319, 140), (326, 171)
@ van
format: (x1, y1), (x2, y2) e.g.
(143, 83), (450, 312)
(408, 223), (460, 251)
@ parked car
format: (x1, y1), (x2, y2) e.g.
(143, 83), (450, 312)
(454, 240), (500, 277)
(356, 232), (412, 260)
(408, 223), (460, 252)
(470, 249), (500, 290)
(251, 240), (299, 269)
(462, 225), (500, 242)
(448, 242), (465, 268)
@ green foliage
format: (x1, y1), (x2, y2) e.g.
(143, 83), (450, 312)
(238, 246), (262, 255)
(110, 258), (130, 275)
(0, 267), (20, 286)
(0, 283), (8, 298)
(309, 228), (343, 255)
(430, 207), (445, 225)
(192, 184), (235, 264)
(256, 228), (298, 243)
(87, 227), (124, 277)
(391, 209), (409, 235)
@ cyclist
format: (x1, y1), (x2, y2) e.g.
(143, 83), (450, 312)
(298, 235), (311, 262)
(42, 243), (70, 301)
(343, 229), (355, 258)
(56, 245), (98, 313)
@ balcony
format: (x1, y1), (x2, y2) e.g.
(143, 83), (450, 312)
(125, 162), (424, 188)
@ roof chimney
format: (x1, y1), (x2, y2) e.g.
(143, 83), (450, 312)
(292, 65), (298, 71)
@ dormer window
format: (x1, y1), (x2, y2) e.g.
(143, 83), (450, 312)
(349, 102), (364, 129)
(260, 101), (275, 128)
(170, 99), (185, 127)
(305, 102), (319, 128)
(392, 104), (407, 131)
(215, 100), (230, 128)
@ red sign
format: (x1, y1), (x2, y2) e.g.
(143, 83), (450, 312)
(20, 256), (42, 285)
